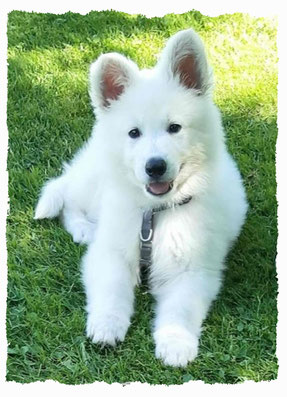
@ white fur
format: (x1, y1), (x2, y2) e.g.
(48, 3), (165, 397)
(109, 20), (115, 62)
(35, 29), (248, 367)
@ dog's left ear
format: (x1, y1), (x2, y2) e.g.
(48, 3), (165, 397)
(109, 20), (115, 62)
(157, 29), (212, 95)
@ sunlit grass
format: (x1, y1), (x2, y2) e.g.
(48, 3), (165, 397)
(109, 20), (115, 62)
(7, 10), (277, 384)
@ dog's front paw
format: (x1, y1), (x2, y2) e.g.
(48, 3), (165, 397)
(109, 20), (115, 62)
(154, 325), (199, 367)
(86, 312), (130, 346)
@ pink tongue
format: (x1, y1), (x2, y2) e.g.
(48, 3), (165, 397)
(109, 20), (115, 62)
(148, 182), (170, 195)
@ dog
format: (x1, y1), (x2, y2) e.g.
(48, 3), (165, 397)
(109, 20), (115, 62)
(34, 28), (248, 367)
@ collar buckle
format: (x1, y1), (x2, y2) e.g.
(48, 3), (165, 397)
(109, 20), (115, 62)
(140, 228), (153, 242)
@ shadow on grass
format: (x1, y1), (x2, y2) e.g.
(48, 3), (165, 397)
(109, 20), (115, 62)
(8, 9), (211, 52)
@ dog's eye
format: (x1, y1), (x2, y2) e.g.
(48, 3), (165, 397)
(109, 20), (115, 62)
(128, 128), (141, 139)
(167, 124), (182, 134)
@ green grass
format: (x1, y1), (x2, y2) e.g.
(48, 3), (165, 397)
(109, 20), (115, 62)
(6, 10), (278, 384)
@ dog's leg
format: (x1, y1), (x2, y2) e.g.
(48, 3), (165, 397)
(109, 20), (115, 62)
(152, 269), (222, 367)
(82, 239), (136, 346)
(62, 206), (96, 244)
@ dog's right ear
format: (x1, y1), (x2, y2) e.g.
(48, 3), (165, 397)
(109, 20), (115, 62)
(89, 53), (139, 112)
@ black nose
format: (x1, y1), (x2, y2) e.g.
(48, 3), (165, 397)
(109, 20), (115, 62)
(145, 157), (167, 178)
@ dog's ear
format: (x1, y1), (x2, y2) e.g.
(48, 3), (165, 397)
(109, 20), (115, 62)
(89, 53), (138, 111)
(157, 29), (212, 94)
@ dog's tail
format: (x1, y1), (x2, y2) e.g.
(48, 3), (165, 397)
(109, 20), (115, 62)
(34, 176), (65, 220)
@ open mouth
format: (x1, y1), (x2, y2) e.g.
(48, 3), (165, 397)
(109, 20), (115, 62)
(146, 181), (173, 196)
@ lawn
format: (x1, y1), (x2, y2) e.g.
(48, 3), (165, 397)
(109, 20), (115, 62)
(6, 10), (278, 384)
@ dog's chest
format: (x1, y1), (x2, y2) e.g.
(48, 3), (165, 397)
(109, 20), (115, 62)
(152, 208), (194, 268)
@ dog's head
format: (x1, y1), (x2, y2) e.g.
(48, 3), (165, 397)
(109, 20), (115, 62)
(89, 29), (222, 205)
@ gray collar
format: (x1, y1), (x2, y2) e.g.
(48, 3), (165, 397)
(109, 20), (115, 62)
(139, 196), (192, 286)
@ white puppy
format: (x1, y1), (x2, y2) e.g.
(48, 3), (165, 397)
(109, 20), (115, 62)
(35, 28), (248, 367)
